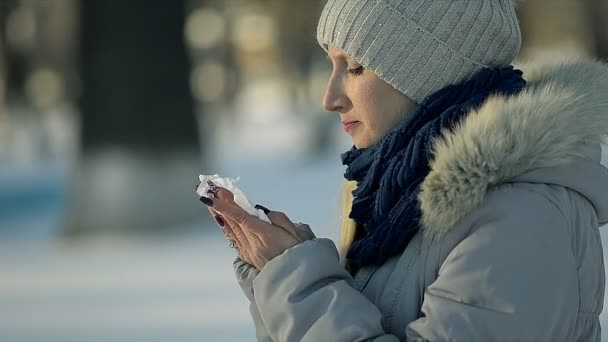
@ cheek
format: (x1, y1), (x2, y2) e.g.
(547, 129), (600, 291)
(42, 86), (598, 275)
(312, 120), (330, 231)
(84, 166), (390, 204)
(351, 84), (382, 129)
(361, 83), (409, 133)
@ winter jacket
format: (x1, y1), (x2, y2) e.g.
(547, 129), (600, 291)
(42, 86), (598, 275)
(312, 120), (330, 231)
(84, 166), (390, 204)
(235, 58), (608, 341)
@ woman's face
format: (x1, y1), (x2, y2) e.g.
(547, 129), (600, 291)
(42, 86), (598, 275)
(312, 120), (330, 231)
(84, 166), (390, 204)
(323, 45), (417, 148)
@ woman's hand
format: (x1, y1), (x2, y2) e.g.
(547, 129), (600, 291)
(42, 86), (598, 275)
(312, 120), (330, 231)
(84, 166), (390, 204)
(200, 186), (313, 270)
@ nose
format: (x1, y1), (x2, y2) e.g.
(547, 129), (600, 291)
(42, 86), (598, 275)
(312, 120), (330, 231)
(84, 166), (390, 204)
(322, 73), (348, 113)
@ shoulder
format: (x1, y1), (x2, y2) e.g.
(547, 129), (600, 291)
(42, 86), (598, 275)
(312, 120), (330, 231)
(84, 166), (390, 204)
(446, 183), (569, 248)
(410, 182), (582, 340)
(418, 58), (608, 240)
(434, 182), (573, 269)
(473, 182), (569, 233)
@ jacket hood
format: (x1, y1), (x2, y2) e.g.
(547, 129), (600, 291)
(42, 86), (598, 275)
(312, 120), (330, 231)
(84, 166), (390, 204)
(418, 57), (608, 240)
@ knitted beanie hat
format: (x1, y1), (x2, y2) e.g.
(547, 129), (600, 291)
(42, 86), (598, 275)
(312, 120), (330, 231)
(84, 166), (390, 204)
(317, 0), (522, 103)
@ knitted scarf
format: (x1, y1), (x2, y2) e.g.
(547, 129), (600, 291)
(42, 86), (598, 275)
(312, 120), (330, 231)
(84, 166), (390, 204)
(342, 66), (527, 269)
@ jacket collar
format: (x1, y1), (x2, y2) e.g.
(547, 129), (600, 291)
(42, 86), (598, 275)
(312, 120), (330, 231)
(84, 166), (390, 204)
(418, 57), (608, 240)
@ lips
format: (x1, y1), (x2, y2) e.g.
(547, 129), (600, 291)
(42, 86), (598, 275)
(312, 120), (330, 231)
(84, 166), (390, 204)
(343, 121), (360, 133)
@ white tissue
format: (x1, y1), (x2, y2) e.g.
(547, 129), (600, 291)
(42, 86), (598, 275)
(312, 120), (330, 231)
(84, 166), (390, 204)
(196, 173), (270, 223)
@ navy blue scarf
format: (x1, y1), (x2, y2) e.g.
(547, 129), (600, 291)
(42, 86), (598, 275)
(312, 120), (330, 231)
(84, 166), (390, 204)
(342, 66), (526, 269)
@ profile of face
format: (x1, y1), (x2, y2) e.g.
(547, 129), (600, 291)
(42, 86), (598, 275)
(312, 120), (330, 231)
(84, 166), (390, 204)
(323, 46), (418, 149)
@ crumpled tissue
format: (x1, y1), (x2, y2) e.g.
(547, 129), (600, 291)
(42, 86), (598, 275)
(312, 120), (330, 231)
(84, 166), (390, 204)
(195, 173), (270, 223)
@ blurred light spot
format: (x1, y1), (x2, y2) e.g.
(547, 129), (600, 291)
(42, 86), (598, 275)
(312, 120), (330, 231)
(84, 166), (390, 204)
(239, 79), (288, 124)
(190, 61), (227, 103)
(232, 14), (276, 52)
(523, 43), (591, 61)
(185, 8), (225, 50)
(25, 69), (65, 110)
(6, 6), (36, 54)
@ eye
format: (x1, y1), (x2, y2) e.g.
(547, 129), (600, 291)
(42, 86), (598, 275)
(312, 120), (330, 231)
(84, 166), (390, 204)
(347, 66), (364, 76)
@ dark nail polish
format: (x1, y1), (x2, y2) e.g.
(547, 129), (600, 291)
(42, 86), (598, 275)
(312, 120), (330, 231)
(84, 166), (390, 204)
(199, 196), (213, 206)
(214, 215), (225, 227)
(255, 204), (271, 215)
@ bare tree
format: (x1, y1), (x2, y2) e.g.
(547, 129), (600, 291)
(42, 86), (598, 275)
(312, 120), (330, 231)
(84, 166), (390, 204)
(67, 0), (205, 235)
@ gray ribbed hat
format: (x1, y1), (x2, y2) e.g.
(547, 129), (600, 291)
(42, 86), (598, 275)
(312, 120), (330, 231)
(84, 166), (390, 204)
(317, 0), (522, 103)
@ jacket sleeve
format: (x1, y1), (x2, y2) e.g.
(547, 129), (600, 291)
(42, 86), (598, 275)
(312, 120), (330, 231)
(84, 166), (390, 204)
(234, 222), (320, 342)
(252, 187), (579, 342)
(406, 187), (579, 341)
(233, 257), (274, 342)
(252, 238), (401, 342)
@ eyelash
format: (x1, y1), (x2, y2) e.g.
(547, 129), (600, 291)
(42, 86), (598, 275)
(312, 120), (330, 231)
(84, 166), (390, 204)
(347, 66), (364, 76)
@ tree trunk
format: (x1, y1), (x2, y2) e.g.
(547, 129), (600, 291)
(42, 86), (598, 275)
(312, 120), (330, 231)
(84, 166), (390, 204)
(79, 0), (198, 151)
(67, 0), (205, 235)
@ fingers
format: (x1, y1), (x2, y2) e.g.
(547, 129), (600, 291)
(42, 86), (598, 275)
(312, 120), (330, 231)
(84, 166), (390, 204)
(267, 210), (296, 229)
(214, 187), (234, 201)
(208, 196), (260, 229)
(200, 193), (255, 245)
(206, 185), (234, 203)
(206, 188), (236, 234)
(206, 205), (223, 224)
(199, 183), (255, 263)
(204, 186), (231, 229)
(266, 211), (301, 239)
(203, 180), (233, 202)
(201, 186), (255, 230)
(254, 203), (306, 240)
(211, 208), (243, 246)
(222, 214), (246, 242)
(222, 214), (256, 263)
(203, 196), (240, 250)
(294, 222), (316, 240)
(255, 204), (290, 228)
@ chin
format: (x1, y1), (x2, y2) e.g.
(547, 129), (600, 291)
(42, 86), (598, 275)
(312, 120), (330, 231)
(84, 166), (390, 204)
(353, 139), (371, 149)
(352, 135), (377, 149)
(350, 126), (378, 148)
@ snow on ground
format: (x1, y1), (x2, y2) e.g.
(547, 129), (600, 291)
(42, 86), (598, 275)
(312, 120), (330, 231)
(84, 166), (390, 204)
(0, 233), (253, 342)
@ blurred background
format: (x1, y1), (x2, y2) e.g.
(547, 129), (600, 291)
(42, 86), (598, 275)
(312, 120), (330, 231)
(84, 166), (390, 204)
(0, 0), (607, 341)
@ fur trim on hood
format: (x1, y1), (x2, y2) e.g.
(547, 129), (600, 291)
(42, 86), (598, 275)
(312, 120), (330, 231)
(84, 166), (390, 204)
(418, 57), (608, 240)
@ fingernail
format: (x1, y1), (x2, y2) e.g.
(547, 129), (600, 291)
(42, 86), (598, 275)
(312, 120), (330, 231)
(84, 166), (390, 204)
(255, 204), (271, 215)
(214, 215), (225, 227)
(199, 196), (213, 206)
(206, 190), (217, 198)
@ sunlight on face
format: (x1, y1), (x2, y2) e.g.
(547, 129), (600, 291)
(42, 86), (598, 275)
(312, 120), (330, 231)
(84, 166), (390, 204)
(322, 46), (417, 149)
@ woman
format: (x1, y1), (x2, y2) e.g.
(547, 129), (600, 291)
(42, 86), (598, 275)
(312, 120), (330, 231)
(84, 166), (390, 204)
(199, 0), (608, 340)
